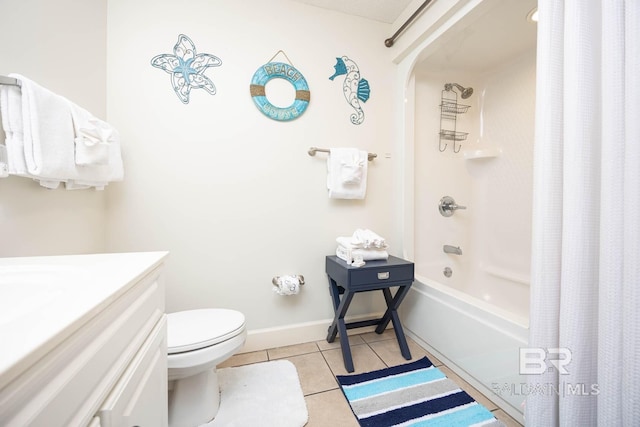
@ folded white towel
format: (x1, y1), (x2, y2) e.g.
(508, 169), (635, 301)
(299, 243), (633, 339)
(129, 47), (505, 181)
(0, 83), (29, 176)
(336, 245), (389, 263)
(17, 74), (76, 178)
(340, 157), (364, 184)
(0, 74), (124, 189)
(69, 103), (115, 166)
(336, 236), (357, 249)
(0, 144), (8, 178)
(336, 229), (388, 250)
(352, 228), (388, 249)
(65, 180), (105, 191)
(327, 148), (368, 199)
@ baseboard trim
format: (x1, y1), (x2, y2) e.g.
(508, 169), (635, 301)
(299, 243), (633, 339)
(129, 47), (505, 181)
(240, 312), (387, 353)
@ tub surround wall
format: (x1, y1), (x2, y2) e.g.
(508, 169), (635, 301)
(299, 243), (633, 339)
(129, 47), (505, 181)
(412, 49), (535, 319)
(0, 0), (108, 257)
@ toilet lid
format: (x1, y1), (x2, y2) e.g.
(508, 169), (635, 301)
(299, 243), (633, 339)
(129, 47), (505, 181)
(167, 309), (246, 354)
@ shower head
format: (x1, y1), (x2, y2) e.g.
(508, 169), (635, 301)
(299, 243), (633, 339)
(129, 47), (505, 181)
(445, 83), (474, 99)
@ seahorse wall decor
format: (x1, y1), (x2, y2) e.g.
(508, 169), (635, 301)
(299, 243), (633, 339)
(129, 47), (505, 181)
(329, 56), (370, 125)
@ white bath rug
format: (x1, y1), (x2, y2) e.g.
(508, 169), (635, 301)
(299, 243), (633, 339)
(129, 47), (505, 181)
(206, 359), (308, 427)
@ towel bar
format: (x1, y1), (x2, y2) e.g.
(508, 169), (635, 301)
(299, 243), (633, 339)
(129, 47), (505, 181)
(308, 147), (376, 161)
(0, 75), (20, 87)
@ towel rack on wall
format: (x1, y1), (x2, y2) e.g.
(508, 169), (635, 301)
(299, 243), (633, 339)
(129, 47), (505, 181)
(308, 147), (377, 161)
(0, 75), (20, 87)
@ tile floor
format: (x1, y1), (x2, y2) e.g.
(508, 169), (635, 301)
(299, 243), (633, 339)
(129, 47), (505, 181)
(219, 330), (523, 426)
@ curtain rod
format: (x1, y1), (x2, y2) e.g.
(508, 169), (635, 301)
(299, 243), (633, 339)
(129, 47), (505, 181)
(385, 0), (435, 48)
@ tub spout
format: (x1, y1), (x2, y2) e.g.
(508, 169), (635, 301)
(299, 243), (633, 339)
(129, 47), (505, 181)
(443, 245), (462, 255)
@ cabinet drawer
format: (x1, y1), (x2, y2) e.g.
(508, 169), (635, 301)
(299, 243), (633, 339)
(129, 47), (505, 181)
(99, 316), (167, 427)
(348, 264), (414, 288)
(325, 255), (414, 291)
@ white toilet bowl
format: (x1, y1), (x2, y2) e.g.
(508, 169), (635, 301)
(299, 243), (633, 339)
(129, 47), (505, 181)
(167, 309), (246, 427)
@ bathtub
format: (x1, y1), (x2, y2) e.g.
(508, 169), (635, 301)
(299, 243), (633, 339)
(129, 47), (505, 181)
(400, 275), (527, 423)
(395, 0), (537, 423)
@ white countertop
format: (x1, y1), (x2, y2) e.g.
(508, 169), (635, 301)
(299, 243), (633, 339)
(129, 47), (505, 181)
(0, 251), (168, 390)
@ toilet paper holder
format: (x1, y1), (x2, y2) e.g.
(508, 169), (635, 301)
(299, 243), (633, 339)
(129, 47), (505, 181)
(272, 275), (305, 287)
(272, 275), (305, 296)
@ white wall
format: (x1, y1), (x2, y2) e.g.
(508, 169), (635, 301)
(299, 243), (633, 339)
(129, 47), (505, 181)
(0, 0), (108, 257)
(105, 0), (397, 339)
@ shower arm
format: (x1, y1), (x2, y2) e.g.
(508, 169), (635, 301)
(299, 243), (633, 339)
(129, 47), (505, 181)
(444, 83), (473, 99)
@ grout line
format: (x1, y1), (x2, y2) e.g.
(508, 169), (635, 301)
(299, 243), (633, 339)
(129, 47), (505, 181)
(366, 340), (389, 368)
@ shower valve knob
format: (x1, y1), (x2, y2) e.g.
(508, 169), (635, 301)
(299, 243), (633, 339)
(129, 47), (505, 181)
(439, 196), (466, 217)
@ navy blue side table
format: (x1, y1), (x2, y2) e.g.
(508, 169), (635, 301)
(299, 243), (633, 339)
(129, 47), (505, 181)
(325, 255), (415, 372)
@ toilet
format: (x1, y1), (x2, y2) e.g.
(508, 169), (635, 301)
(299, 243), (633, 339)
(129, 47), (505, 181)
(167, 308), (247, 427)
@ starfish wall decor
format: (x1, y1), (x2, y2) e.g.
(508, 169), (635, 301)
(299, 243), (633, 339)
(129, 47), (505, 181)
(151, 34), (222, 104)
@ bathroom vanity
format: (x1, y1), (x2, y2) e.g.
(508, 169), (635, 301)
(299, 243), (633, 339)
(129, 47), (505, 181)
(0, 251), (169, 427)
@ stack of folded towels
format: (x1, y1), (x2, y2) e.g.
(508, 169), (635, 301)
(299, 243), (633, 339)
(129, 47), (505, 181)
(0, 73), (123, 189)
(336, 228), (389, 266)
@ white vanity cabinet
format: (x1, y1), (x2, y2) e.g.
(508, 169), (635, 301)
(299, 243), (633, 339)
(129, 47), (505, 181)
(0, 252), (169, 427)
(98, 314), (167, 427)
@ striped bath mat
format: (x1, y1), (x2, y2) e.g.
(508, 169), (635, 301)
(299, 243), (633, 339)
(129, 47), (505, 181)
(337, 357), (503, 427)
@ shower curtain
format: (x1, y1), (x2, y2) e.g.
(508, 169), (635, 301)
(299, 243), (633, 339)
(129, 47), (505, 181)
(527, 1), (639, 426)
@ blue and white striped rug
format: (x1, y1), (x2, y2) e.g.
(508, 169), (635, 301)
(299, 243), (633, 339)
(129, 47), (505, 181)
(336, 357), (504, 427)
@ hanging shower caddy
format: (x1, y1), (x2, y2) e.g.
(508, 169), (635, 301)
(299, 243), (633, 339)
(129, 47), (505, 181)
(439, 84), (470, 153)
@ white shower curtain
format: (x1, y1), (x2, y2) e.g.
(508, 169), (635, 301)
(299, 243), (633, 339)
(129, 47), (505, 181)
(527, 0), (640, 426)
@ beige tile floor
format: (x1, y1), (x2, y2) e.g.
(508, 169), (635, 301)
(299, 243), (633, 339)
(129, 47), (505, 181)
(219, 330), (523, 426)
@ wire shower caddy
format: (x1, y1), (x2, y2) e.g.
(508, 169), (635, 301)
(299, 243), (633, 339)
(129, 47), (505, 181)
(439, 87), (469, 153)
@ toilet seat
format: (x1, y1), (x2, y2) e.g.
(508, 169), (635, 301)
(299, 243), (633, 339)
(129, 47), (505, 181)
(168, 309), (246, 354)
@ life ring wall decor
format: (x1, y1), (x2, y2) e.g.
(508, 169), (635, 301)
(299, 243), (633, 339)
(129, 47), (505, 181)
(250, 62), (310, 121)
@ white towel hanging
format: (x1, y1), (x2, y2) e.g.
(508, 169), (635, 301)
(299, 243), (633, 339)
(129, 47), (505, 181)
(0, 73), (123, 189)
(327, 148), (368, 199)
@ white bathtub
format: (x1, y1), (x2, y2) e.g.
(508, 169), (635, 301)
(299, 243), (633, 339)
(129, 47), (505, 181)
(400, 275), (527, 423)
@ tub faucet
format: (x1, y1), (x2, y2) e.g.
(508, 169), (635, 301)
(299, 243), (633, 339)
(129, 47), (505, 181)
(443, 245), (463, 255)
